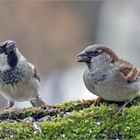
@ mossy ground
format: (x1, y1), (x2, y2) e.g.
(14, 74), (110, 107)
(0, 99), (140, 139)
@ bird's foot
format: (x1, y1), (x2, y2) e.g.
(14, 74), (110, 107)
(114, 100), (131, 117)
(41, 103), (52, 110)
(0, 101), (14, 114)
(115, 105), (125, 117)
(94, 96), (104, 106)
(30, 97), (51, 110)
(0, 107), (12, 114)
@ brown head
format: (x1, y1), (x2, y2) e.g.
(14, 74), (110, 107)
(76, 44), (119, 64)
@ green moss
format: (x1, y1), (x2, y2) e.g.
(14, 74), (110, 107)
(0, 100), (95, 120)
(0, 99), (140, 139)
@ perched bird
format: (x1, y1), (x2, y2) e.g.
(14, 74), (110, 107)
(0, 40), (47, 111)
(76, 44), (140, 113)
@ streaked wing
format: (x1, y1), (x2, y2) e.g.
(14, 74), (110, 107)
(28, 62), (40, 82)
(33, 67), (40, 82)
(119, 59), (140, 82)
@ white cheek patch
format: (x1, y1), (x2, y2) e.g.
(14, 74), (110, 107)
(0, 49), (25, 71)
(16, 49), (26, 63)
(98, 49), (102, 53)
(91, 54), (107, 63)
(91, 53), (111, 69)
(0, 53), (7, 64)
(0, 53), (10, 70)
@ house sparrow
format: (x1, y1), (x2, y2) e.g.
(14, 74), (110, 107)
(0, 40), (47, 111)
(76, 44), (140, 113)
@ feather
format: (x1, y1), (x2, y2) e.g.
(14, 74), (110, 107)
(119, 59), (140, 82)
(28, 62), (40, 82)
(33, 68), (40, 82)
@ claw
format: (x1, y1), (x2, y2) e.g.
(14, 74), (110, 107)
(1, 101), (14, 114)
(114, 100), (132, 117)
(94, 96), (104, 106)
(30, 97), (50, 110)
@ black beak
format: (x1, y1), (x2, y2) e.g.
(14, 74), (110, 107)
(76, 50), (91, 62)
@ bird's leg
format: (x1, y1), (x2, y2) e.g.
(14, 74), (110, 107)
(5, 101), (14, 110)
(115, 100), (132, 116)
(94, 96), (104, 106)
(30, 96), (49, 110)
(1, 101), (14, 113)
(115, 96), (137, 116)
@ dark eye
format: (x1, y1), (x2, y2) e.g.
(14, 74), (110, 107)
(87, 50), (100, 56)
(0, 43), (7, 54)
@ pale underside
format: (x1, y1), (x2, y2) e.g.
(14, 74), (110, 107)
(0, 62), (40, 102)
(83, 66), (140, 102)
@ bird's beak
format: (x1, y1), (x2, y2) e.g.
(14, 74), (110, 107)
(76, 50), (90, 62)
(6, 41), (16, 53)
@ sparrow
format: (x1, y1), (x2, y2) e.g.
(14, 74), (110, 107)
(76, 44), (140, 113)
(0, 40), (47, 111)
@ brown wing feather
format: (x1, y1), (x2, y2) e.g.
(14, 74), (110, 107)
(28, 62), (40, 82)
(33, 68), (40, 82)
(119, 59), (140, 82)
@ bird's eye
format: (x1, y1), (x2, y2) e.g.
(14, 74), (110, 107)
(87, 50), (100, 56)
(0, 44), (7, 53)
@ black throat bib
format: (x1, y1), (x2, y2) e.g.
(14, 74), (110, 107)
(7, 51), (18, 68)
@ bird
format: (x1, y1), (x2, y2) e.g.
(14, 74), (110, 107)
(0, 40), (48, 111)
(76, 44), (140, 113)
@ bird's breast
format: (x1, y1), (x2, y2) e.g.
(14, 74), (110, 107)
(0, 67), (40, 102)
(91, 70), (108, 84)
(0, 67), (25, 86)
(84, 69), (139, 101)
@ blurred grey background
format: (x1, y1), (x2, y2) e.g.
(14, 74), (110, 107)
(0, 1), (140, 110)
